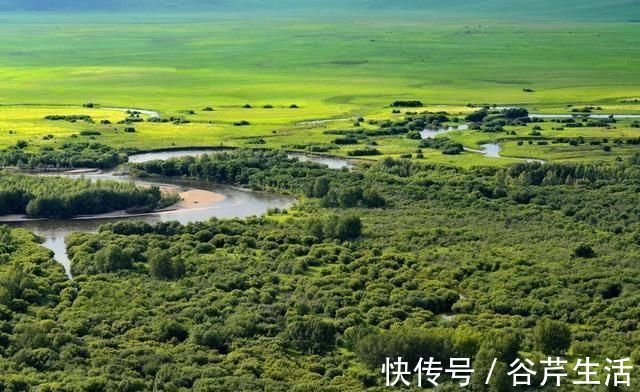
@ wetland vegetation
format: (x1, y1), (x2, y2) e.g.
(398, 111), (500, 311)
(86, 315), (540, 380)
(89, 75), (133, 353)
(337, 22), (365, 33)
(0, 1), (638, 390)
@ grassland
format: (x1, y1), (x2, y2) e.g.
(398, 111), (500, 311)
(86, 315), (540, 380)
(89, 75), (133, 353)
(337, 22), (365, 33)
(0, 13), (638, 166)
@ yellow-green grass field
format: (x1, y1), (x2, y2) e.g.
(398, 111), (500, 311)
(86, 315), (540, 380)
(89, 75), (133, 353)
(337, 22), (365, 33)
(0, 13), (639, 167)
(3, 104), (639, 168)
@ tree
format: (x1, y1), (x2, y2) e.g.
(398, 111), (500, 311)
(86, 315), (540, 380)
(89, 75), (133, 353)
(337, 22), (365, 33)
(356, 328), (452, 369)
(320, 190), (339, 208)
(503, 107), (529, 120)
(534, 319), (571, 355)
(312, 177), (330, 198)
(16, 140), (29, 149)
(305, 217), (325, 241)
(25, 196), (67, 219)
(192, 324), (227, 352)
(338, 187), (362, 207)
(572, 243), (596, 259)
(148, 249), (174, 280)
(466, 109), (488, 123)
(286, 316), (336, 354)
(156, 320), (188, 343)
(94, 245), (131, 273)
(335, 215), (362, 240)
(362, 188), (386, 208)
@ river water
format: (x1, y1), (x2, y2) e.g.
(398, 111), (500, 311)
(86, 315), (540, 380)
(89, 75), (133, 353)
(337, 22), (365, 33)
(5, 150), (341, 277)
(420, 124), (469, 139)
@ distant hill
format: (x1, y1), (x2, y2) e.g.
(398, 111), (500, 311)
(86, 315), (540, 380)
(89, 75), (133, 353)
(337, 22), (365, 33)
(0, 0), (638, 20)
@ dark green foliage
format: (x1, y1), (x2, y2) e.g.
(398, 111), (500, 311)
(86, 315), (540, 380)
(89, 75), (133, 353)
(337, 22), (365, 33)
(148, 248), (185, 280)
(391, 100), (423, 108)
(3, 149), (640, 389)
(466, 108), (489, 122)
(332, 136), (358, 145)
(466, 107), (531, 131)
(15, 140), (29, 149)
(246, 137), (265, 144)
(94, 245), (132, 273)
(356, 328), (456, 369)
(305, 214), (362, 241)
(0, 173), (165, 218)
(44, 114), (93, 123)
(406, 130), (422, 139)
(346, 148), (380, 156)
(534, 319), (571, 355)
(79, 130), (101, 136)
(156, 319), (189, 343)
(309, 176), (330, 198)
(572, 243), (596, 258)
(420, 137), (464, 155)
(502, 107), (529, 119)
(0, 141), (128, 169)
(286, 316), (337, 354)
(362, 188), (385, 208)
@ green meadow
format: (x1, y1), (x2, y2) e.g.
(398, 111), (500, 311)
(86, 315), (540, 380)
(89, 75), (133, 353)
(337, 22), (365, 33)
(0, 12), (638, 165)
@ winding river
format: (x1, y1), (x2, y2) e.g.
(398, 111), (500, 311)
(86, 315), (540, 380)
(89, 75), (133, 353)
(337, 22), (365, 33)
(4, 150), (352, 277)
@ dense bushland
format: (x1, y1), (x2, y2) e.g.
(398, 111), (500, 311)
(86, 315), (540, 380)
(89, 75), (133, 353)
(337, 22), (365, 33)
(0, 142), (128, 169)
(2, 149), (640, 390)
(0, 173), (172, 218)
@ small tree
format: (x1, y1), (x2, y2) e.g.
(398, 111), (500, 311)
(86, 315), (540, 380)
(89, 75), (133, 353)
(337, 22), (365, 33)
(572, 244), (596, 259)
(534, 319), (571, 355)
(362, 188), (386, 208)
(305, 217), (325, 241)
(156, 319), (188, 343)
(336, 215), (362, 240)
(148, 249), (174, 280)
(94, 245), (131, 273)
(312, 177), (330, 198)
(286, 316), (336, 354)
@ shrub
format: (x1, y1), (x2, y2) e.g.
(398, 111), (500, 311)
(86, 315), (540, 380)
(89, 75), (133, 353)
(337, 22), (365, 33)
(333, 137), (358, 145)
(147, 249), (185, 280)
(406, 131), (422, 140)
(391, 100), (423, 108)
(335, 215), (362, 240)
(79, 130), (101, 136)
(286, 316), (337, 354)
(534, 319), (571, 355)
(156, 320), (188, 343)
(347, 148), (381, 157)
(572, 244), (596, 259)
(94, 245), (132, 273)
